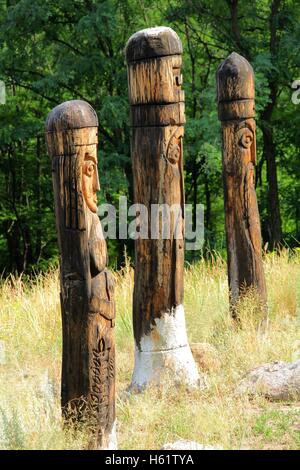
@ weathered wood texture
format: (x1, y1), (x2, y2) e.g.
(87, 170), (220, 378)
(217, 52), (267, 318)
(45, 100), (116, 449)
(126, 27), (200, 389)
(125, 26), (182, 62)
(127, 27), (185, 346)
(131, 124), (185, 342)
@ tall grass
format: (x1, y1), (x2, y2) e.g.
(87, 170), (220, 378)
(0, 250), (300, 449)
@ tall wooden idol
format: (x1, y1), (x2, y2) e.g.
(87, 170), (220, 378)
(45, 100), (116, 449)
(217, 53), (267, 321)
(126, 27), (203, 389)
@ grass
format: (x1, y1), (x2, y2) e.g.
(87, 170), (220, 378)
(0, 249), (300, 449)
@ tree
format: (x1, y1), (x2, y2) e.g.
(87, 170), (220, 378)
(0, 0), (299, 273)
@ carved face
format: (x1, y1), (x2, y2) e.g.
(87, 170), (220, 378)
(167, 137), (181, 165)
(82, 150), (100, 213)
(172, 63), (182, 88)
(166, 128), (183, 166)
(171, 55), (183, 102)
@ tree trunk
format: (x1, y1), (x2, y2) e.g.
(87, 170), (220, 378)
(260, 0), (283, 249)
(204, 171), (211, 234)
(261, 120), (282, 248)
(35, 135), (42, 263)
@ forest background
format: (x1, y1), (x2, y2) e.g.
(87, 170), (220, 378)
(0, 0), (299, 274)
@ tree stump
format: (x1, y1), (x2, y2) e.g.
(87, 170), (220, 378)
(45, 100), (116, 449)
(126, 27), (202, 390)
(217, 52), (267, 321)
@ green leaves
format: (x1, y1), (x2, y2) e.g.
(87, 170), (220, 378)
(0, 0), (299, 271)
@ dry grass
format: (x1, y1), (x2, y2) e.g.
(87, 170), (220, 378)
(0, 250), (300, 449)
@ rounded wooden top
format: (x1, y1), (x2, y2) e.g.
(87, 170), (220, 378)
(45, 100), (98, 133)
(125, 26), (182, 63)
(217, 52), (254, 103)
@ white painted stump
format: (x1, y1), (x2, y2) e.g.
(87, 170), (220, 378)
(131, 305), (205, 390)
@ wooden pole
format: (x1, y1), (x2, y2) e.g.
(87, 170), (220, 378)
(45, 100), (116, 449)
(126, 27), (203, 390)
(217, 52), (267, 320)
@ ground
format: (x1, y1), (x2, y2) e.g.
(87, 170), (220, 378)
(0, 250), (300, 450)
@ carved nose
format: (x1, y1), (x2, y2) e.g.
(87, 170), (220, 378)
(94, 168), (100, 192)
(95, 179), (100, 192)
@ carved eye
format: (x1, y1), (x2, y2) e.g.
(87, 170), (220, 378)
(85, 162), (95, 177)
(175, 74), (182, 86)
(173, 66), (182, 87)
(238, 128), (253, 149)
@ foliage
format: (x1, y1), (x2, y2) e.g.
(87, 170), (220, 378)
(0, 0), (299, 273)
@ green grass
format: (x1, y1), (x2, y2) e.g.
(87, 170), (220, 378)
(252, 408), (300, 449)
(0, 250), (300, 449)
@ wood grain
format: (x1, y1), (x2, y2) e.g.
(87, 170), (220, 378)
(126, 29), (186, 348)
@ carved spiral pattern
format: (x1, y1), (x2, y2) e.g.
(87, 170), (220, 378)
(237, 127), (253, 149)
